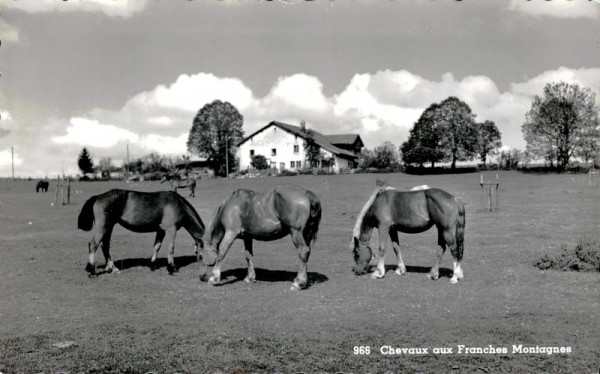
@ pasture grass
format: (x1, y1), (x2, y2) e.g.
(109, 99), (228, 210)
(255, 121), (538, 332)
(0, 171), (599, 373)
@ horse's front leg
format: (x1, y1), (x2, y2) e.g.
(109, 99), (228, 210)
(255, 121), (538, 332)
(389, 230), (406, 275)
(290, 229), (311, 290)
(150, 230), (165, 271)
(208, 231), (237, 285)
(371, 224), (389, 279)
(87, 225), (107, 274)
(243, 237), (256, 283)
(166, 228), (178, 274)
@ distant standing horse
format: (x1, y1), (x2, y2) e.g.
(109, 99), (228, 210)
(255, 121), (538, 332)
(161, 174), (196, 197)
(351, 184), (465, 284)
(36, 180), (49, 193)
(77, 189), (205, 275)
(198, 186), (322, 290)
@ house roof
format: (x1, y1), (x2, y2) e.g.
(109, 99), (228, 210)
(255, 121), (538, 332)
(239, 121), (359, 160)
(324, 134), (364, 148)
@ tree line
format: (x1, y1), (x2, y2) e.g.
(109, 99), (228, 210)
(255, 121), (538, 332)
(77, 81), (599, 178)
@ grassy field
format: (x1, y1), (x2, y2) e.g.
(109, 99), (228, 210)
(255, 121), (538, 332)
(0, 172), (598, 373)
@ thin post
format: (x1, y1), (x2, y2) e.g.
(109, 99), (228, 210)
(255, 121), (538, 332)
(225, 136), (229, 180)
(67, 178), (71, 205)
(54, 176), (59, 205)
(126, 143), (130, 181)
(11, 147), (14, 181)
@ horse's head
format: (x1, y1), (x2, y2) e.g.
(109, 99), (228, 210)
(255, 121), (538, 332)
(351, 236), (372, 275)
(197, 242), (219, 282)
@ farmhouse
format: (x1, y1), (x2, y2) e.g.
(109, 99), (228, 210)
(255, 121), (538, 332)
(237, 121), (364, 173)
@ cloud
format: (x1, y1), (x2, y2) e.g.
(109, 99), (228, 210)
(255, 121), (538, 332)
(2, 0), (149, 18)
(3, 67), (600, 177)
(0, 20), (20, 43)
(508, 0), (600, 19)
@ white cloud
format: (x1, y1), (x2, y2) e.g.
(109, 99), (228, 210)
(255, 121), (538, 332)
(0, 148), (23, 170)
(508, 0), (600, 19)
(52, 118), (139, 147)
(0, 20), (20, 43)
(3, 67), (600, 177)
(2, 0), (149, 18)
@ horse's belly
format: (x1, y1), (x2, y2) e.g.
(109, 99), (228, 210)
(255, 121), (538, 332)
(242, 220), (288, 241)
(118, 219), (161, 233)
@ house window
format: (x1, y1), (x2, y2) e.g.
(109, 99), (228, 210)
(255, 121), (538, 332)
(250, 149), (255, 156)
(271, 148), (277, 156)
(296, 161), (302, 168)
(293, 145), (299, 153)
(270, 162), (276, 169)
(290, 161), (295, 168)
(279, 162), (285, 170)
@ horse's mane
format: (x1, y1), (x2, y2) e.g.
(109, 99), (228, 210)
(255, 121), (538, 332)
(205, 198), (228, 246)
(173, 193), (205, 232)
(352, 184), (396, 241)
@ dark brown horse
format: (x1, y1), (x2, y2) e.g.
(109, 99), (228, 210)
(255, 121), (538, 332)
(198, 186), (321, 290)
(351, 185), (465, 284)
(36, 180), (49, 193)
(161, 174), (196, 197)
(77, 189), (205, 275)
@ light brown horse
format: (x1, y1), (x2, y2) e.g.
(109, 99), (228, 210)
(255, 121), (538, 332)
(351, 184), (465, 284)
(77, 189), (205, 275)
(198, 186), (321, 290)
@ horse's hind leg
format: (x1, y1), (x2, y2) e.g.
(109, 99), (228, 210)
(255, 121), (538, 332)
(428, 230), (447, 281)
(389, 230), (406, 275)
(150, 230), (165, 271)
(87, 225), (107, 274)
(243, 237), (256, 283)
(101, 226), (119, 274)
(450, 231), (464, 284)
(290, 229), (310, 290)
(190, 186), (195, 198)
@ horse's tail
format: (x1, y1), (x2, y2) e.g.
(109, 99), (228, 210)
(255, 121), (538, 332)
(455, 198), (466, 261)
(303, 190), (322, 246)
(77, 195), (98, 231)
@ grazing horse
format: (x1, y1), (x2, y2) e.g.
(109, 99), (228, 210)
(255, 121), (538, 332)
(198, 185), (321, 290)
(161, 174), (196, 197)
(351, 184), (465, 284)
(77, 189), (205, 275)
(36, 180), (49, 193)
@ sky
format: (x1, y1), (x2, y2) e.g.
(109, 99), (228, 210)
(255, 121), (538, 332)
(1, 0), (600, 177)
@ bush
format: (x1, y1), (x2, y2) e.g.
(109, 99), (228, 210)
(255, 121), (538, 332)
(534, 238), (600, 272)
(277, 169), (298, 177)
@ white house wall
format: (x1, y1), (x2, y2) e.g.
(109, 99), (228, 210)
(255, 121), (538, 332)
(238, 126), (307, 171)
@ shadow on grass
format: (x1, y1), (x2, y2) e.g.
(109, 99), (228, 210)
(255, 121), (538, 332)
(216, 267), (329, 286)
(381, 264), (453, 278)
(89, 255), (199, 276)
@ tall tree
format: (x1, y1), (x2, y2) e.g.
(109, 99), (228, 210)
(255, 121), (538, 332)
(78, 147), (94, 176)
(400, 103), (445, 167)
(372, 141), (399, 169)
(436, 97), (479, 170)
(303, 129), (322, 168)
(98, 157), (114, 178)
(476, 120), (502, 167)
(187, 100), (244, 177)
(522, 82), (600, 171)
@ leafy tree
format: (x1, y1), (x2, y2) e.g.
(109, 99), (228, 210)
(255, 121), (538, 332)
(251, 155), (269, 170)
(372, 141), (399, 169)
(499, 149), (522, 170)
(476, 120), (502, 167)
(78, 148), (94, 176)
(436, 97), (479, 170)
(401, 103), (445, 167)
(98, 157), (115, 178)
(187, 100), (244, 177)
(358, 148), (377, 169)
(522, 82), (600, 171)
(303, 129), (322, 168)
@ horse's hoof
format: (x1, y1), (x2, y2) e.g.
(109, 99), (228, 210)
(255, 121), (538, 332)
(395, 267), (406, 275)
(109, 267), (120, 274)
(370, 272), (384, 279)
(167, 265), (177, 275)
(290, 283), (302, 291)
(427, 273), (439, 281)
(208, 276), (219, 285)
(85, 263), (95, 274)
(244, 277), (256, 284)
(450, 277), (459, 284)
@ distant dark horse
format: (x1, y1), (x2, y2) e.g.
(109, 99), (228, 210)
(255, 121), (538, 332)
(36, 180), (49, 193)
(161, 174), (196, 197)
(351, 184), (465, 284)
(77, 189), (205, 275)
(199, 186), (322, 290)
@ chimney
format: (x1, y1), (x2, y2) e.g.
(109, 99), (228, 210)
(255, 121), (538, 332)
(300, 120), (306, 132)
